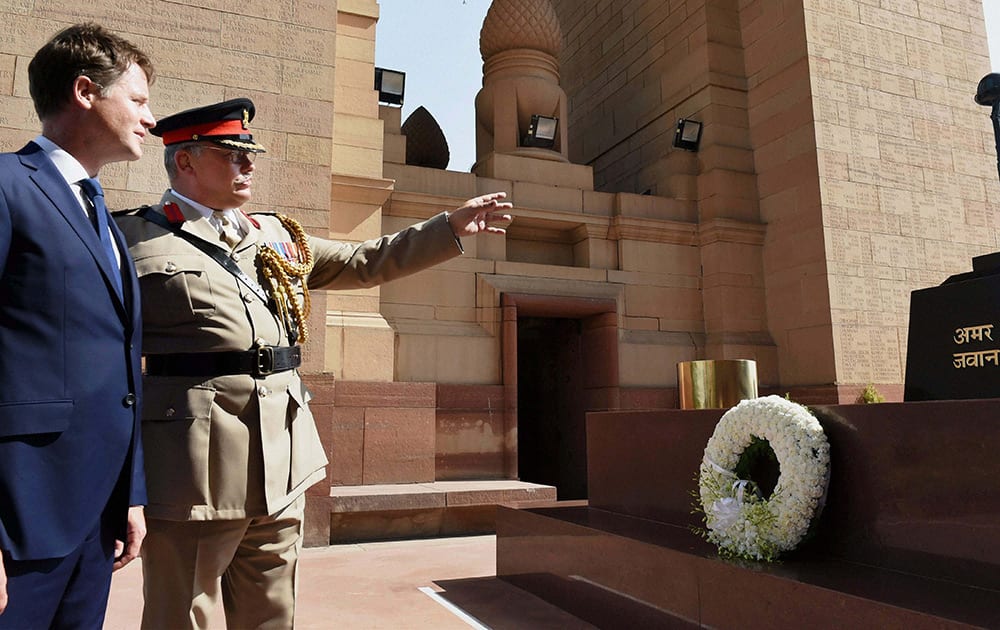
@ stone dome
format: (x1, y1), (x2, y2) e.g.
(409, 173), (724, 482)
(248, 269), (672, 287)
(401, 106), (450, 170)
(480, 0), (562, 60)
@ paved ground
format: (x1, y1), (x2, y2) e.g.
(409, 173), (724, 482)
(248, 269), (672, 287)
(105, 535), (595, 629)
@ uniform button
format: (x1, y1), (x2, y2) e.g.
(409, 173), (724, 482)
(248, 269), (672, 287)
(231, 252), (241, 262)
(255, 338), (267, 346)
(243, 293), (254, 303)
(122, 393), (137, 407)
(164, 261), (177, 273)
(258, 386), (269, 398)
(165, 407), (175, 417)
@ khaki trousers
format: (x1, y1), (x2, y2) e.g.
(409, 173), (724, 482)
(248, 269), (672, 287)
(140, 495), (304, 630)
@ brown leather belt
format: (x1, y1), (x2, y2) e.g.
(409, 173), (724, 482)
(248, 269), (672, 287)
(145, 346), (301, 378)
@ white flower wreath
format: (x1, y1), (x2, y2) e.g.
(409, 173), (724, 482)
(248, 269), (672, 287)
(698, 395), (830, 561)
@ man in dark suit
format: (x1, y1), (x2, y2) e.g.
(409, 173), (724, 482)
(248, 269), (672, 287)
(0, 23), (155, 628)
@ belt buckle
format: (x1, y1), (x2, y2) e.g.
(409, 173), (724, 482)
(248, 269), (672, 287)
(256, 345), (275, 376)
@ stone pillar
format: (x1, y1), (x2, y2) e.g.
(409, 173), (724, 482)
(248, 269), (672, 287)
(325, 0), (397, 381)
(684, 0), (777, 384)
(474, 0), (569, 169)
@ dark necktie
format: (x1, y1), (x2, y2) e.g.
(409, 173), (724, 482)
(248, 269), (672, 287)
(78, 178), (123, 296)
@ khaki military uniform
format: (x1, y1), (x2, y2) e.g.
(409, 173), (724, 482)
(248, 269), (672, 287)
(115, 190), (462, 628)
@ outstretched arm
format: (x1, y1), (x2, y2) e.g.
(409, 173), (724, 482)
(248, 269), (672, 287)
(446, 191), (513, 237)
(305, 191), (514, 290)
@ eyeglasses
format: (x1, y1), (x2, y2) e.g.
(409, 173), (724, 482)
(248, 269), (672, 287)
(197, 146), (257, 164)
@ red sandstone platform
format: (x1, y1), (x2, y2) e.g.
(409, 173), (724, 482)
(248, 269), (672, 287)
(497, 402), (1000, 629)
(104, 535), (595, 629)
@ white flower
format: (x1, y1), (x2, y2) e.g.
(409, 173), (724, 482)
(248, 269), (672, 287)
(697, 395), (830, 562)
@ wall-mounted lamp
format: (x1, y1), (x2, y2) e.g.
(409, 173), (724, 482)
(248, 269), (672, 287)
(673, 118), (703, 152)
(522, 114), (559, 149)
(375, 67), (406, 106)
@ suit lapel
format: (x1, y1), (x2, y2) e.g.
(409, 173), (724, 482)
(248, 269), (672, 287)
(19, 143), (127, 313)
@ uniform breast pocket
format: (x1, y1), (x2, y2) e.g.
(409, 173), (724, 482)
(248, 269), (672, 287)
(134, 254), (217, 326)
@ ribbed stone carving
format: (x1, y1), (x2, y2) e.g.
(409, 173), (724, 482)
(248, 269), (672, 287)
(480, 0), (562, 60)
(401, 106), (450, 170)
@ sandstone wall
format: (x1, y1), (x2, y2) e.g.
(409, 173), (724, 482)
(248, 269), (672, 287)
(549, 0), (999, 395)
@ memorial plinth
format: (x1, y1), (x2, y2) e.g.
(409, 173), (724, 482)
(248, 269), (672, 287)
(905, 251), (1000, 401)
(497, 402), (1000, 628)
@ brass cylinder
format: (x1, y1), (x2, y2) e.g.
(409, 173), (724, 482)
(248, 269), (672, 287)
(677, 359), (758, 409)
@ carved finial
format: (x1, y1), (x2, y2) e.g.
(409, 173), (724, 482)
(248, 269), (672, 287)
(402, 106), (450, 170)
(480, 0), (562, 60)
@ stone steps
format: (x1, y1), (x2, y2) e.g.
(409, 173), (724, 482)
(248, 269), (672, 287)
(305, 480), (557, 545)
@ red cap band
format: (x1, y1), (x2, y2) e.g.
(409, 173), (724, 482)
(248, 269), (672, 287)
(161, 119), (247, 145)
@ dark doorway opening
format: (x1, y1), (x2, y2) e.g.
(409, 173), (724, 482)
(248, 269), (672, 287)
(516, 316), (588, 500)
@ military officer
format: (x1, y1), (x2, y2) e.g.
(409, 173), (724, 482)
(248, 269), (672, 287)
(114, 98), (512, 629)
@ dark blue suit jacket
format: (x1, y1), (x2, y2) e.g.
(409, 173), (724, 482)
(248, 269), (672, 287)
(0, 142), (144, 561)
